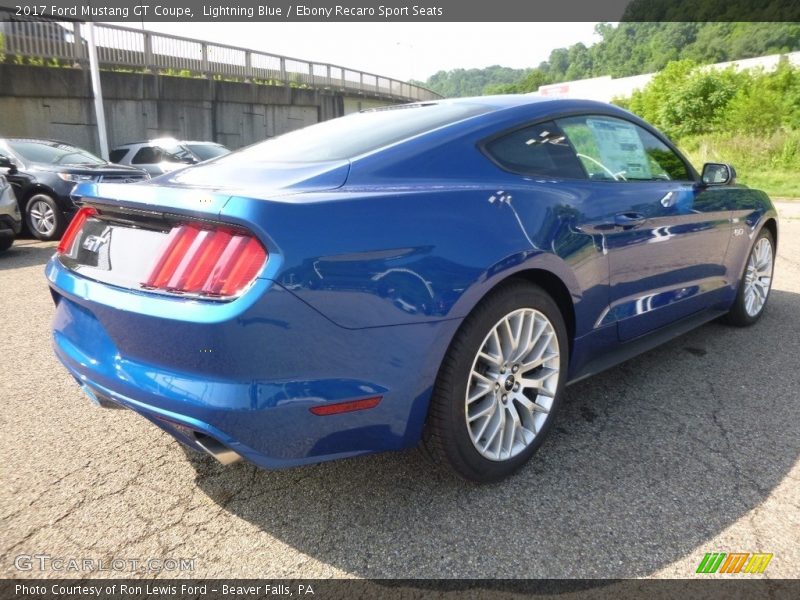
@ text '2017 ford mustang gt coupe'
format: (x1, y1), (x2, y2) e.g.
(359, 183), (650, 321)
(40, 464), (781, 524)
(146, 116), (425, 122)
(47, 97), (777, 482)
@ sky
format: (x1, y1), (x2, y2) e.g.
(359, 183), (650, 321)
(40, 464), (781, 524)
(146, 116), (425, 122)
(130, 22), (602, 82)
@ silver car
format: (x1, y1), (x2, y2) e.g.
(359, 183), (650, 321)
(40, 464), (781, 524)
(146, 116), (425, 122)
(0, 173), (22, 253)
(109, 139), (230, 176)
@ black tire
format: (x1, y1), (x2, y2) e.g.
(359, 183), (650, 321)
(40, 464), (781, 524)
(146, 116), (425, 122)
(24, 193), (65, 241)
(423, 280), (569, 483)
(723, 228), (775, 327)
(0, 234), (13, 252)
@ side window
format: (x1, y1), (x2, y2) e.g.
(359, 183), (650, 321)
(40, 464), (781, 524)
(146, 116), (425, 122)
(483, 121), (586, 179)
(108, 149), (128, 163)
(132, 147), (160, 164)
(558, 115), (690, 182)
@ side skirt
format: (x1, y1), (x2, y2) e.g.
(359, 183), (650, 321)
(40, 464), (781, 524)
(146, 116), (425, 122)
(567, 307), (728, 385)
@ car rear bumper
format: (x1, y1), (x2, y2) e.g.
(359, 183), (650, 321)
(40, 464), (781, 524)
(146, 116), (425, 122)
(47, 257), (460, 469)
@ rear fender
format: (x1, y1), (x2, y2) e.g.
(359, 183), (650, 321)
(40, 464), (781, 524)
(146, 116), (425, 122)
(219, 184), (595, 332)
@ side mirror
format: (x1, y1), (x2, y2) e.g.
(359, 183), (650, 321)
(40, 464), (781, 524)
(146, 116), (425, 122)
(0, 154), (17, 173)
(702, 163), (736, 186)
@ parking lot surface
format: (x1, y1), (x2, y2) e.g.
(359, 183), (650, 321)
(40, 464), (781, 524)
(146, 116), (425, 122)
(1, 203), (799, 579)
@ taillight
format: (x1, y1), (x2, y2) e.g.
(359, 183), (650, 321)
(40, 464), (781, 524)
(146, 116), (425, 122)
(142, 223), (267, 298)
(57, 206), (97, 254)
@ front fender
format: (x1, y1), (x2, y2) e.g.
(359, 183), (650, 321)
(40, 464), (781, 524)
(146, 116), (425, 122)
(726, 189), (779, 282)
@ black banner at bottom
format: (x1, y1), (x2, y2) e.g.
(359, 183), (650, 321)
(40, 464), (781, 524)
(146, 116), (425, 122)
(3, 579), (800, 600)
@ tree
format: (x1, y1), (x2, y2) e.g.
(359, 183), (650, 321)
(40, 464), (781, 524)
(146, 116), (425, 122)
(416, 22), (800, 98)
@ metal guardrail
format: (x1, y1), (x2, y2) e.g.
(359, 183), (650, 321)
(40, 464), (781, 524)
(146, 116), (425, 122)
(0, 17), (441, 102)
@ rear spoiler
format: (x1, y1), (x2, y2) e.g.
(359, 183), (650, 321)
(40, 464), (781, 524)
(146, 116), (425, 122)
(72, 182), (231, 221)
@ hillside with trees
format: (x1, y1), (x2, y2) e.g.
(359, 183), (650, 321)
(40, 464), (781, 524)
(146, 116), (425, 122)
(415, 22), (800, 97)
(412, 66), (529, 99)
(413, 22), (800, 197)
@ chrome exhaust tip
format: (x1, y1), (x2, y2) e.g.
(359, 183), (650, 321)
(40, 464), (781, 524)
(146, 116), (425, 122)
(193, 433), (243, 465)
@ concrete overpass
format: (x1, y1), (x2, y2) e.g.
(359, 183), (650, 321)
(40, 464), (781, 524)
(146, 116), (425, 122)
(0, 19), (440, 154)
(0, 63), (410, 154)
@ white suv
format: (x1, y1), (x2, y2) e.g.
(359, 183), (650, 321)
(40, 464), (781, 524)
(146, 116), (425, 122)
(110, 139), (230, 177)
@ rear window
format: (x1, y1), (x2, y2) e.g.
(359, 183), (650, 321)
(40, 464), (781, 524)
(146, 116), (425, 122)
(221, 102), (491, 163)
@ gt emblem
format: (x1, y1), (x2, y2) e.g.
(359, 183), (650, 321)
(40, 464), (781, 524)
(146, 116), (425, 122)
(733, 227), (744, 237)
(82, 230), (110, 253)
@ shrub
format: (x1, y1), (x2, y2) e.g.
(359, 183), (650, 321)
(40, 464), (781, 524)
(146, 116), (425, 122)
(620, 59), (800, 197)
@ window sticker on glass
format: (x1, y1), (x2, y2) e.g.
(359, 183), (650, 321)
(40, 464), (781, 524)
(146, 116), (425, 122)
(585, 118), (652, 180)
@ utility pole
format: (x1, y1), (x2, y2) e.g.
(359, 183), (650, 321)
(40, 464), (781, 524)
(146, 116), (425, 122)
(86, 22), (109, 160)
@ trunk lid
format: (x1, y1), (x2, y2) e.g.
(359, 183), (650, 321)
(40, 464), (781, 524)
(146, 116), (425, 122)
(71, 180), (233, 218)
(59, 158), (348, 297)
(154, 159), (350, 199)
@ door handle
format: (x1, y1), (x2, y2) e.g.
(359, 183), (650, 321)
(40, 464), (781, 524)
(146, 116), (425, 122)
(614, 212), (646, 229)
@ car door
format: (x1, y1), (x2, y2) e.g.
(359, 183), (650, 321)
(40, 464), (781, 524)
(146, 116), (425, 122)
(557, 114), (732, 341)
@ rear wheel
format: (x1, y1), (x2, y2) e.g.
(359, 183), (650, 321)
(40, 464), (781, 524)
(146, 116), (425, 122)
(423, 281), (568, 482)
(723, 228), (775, 326)
(25, 193), (65, 241)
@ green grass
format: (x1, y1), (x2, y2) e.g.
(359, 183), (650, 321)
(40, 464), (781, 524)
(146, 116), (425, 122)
(680, 131), (800, 200)
(735, 170), (800, 200)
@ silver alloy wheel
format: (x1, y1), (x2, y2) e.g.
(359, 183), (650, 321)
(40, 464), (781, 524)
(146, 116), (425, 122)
(28, 196), (56, 236)
(465, 308), (560, 461)
(744, 237), (774, 317)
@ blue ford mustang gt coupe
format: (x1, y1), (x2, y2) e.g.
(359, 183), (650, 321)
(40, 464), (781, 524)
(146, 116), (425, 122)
(48, 96), (777, 482)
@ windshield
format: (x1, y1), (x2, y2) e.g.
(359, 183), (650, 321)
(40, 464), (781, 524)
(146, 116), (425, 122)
(8, 140), (105, 166)
(186, 144), (230, 161)
(219, 102), (491, 163)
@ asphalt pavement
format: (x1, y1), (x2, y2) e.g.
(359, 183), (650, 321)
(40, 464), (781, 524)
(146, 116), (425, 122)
(1, 203), (799, 579)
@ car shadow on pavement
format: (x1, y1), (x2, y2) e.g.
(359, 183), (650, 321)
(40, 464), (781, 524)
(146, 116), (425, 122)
(183, 288), (800, 579)
(0, 242), (56, 271)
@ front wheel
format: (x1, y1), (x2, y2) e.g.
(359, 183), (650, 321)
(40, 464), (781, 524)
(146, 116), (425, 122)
(423, 281), (568, 483)
(25, 193), (65, 241)
(723, 228), (775, 326)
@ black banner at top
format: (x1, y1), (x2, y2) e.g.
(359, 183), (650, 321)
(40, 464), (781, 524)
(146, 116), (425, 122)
(0, 0), (798, 22)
